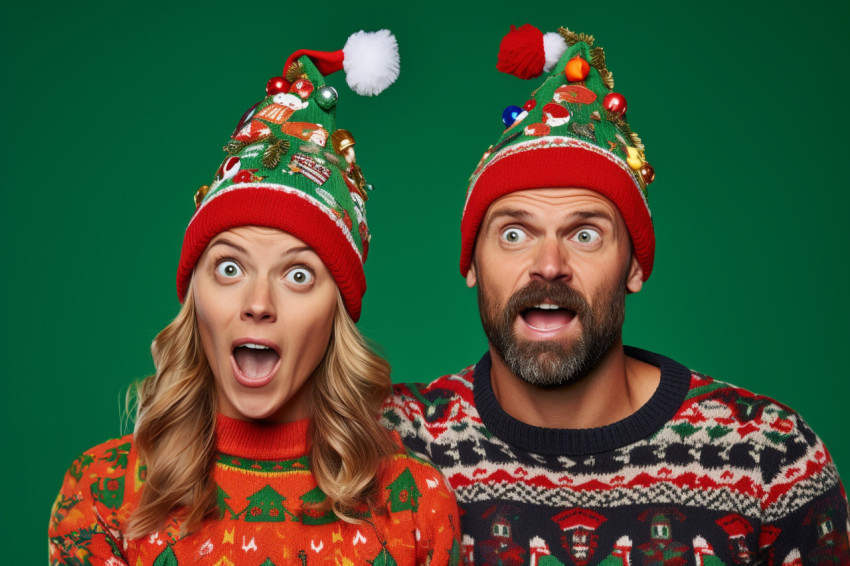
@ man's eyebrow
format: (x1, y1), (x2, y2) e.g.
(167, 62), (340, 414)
(208, 239), (247, 254)
(484, 208), (532, 227)
(570, 209), (615, 223)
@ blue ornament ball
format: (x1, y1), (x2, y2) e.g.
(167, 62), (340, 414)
(502, 105), (523, 128)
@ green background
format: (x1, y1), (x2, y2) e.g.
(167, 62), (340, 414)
(2, 0), (847, 560)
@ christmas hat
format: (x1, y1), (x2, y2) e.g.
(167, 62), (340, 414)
(461, 25), (656, 280)
(177, 30), (400, 321)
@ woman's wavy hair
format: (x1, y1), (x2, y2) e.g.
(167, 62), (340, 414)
(124, 283), (394, 539)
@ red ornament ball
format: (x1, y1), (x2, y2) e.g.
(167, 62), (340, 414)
(603, 92), (627, 116)
(523, 99), (537, 111)
(266, 76), (290, 96)
(640, 163), (655, 185)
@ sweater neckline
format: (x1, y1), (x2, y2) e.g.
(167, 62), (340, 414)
(473, 346), (691, 455)
(215, 414), (310, 460)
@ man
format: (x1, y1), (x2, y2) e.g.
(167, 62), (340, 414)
(382, 25), (849, 565)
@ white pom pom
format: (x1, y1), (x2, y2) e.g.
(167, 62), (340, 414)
(542, 32), (567, 72)
(343, 29), (400, 96)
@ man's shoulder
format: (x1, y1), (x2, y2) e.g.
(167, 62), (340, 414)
(390, 362), (478, 406)
(674, 369), (823, 455)
(382, 361), (482, 448)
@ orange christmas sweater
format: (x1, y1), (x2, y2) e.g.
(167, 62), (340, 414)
(48, 415), (461, 565)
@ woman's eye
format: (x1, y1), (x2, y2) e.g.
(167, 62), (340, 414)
(215, 261), (242, 278)
(500, 228), (527, 244)
(574, 229), (601, 244)
(286, 267), (314, 285)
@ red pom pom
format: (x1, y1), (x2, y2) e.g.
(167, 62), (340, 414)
(497, 24), (546, 80)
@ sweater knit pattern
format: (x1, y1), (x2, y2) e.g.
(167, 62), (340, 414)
(381, 347), (849, 566)
(49, 415), (461, 565)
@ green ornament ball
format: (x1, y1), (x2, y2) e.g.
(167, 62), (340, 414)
(316, 86), (339, 110)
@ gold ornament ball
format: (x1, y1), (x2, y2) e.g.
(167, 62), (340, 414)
(331, 129), (355, 154)
(194, 185), (210, 208)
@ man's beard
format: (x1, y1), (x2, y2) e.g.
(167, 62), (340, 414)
(477, 274), (626, 388)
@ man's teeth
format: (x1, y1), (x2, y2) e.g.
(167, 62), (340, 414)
(533, 304), (561, 310)
(240, 343), (270, 350)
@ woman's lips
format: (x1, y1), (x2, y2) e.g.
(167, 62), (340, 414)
(231, 339), (281, 388)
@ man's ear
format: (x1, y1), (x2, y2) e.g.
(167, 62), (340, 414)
(625, 255), (644, 294)
(465, 262), (478, 288)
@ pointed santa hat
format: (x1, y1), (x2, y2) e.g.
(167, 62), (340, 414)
(177, 30), (400, 321)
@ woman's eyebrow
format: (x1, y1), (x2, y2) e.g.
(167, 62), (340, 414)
(207, 239), (247, 254)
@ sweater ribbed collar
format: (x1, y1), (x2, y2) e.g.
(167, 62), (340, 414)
(215, 414), (310, 460)
(473, 346), (691, 456)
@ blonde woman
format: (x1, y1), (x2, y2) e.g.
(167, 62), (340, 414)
(48, 31), (461, 565)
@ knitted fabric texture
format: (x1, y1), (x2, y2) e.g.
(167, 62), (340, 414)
(49, 415), (461, 565)
(382, 348), (850, 565)
(177, 50), (385, 321)
(461, 26), (655, 281)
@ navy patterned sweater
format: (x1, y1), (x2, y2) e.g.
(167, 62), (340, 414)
(382, 347), (849, 566)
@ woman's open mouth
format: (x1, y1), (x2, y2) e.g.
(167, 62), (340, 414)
(231, 340), (281, 387)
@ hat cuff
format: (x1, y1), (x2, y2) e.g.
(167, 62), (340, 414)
(177, 184), (366, 321)
(461, 137), (654, 280)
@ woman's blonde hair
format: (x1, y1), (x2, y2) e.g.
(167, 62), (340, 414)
(125, 284), (394, 539)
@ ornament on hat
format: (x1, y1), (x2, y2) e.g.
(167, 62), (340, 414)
(460, 24), (659, 285)
(181, 30), (400, 320)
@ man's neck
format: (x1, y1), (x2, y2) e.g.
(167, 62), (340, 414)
(488, 341), (662, 429)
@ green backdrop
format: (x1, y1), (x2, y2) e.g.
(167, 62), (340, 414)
(2, 0), (847, 561)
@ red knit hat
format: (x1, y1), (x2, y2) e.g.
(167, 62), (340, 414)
(461, 25), (656, 280)
(177, 30), (400, 321)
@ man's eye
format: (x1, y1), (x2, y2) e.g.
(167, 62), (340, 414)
(286, 267), (314, 285)
(215, 261), (242, 278)
(574, 229), (600, 244)
(500, 228), (527, 243)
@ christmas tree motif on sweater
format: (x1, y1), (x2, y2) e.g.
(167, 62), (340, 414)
(216, 485), (242, 519)
(479, 505), (525, 566)
(152, 545), (177, 566)
(693, 536), (727, 566)
(386, 468), (421, 512)
(551, 507), (606, 566)
(637, 509), (688, 566)
(300, 486), (337, 525)
(244, 485), (296, 522)
(369, 546), (399, 566)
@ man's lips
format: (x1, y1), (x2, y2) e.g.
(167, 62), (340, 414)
(519, 304), (577, 332)
(231, 338), (281, 387)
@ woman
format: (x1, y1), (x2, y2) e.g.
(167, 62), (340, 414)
(48, 31), (461, 565)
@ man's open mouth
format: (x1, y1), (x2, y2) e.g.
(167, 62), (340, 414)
(232, 343), (281, 380)
(519, 303), (576, 331)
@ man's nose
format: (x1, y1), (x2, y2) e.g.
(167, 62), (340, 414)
(529, 236), (571, 282)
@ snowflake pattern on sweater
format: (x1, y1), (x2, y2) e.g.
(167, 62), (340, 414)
(382, 347), (850, 566)
(49, 415), (461, 565)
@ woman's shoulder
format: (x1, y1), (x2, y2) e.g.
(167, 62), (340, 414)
(379, 431), (457, 507)
(49, 434), (144, 545)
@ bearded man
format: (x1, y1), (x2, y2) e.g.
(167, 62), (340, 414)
(382, 25), (849, 566)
